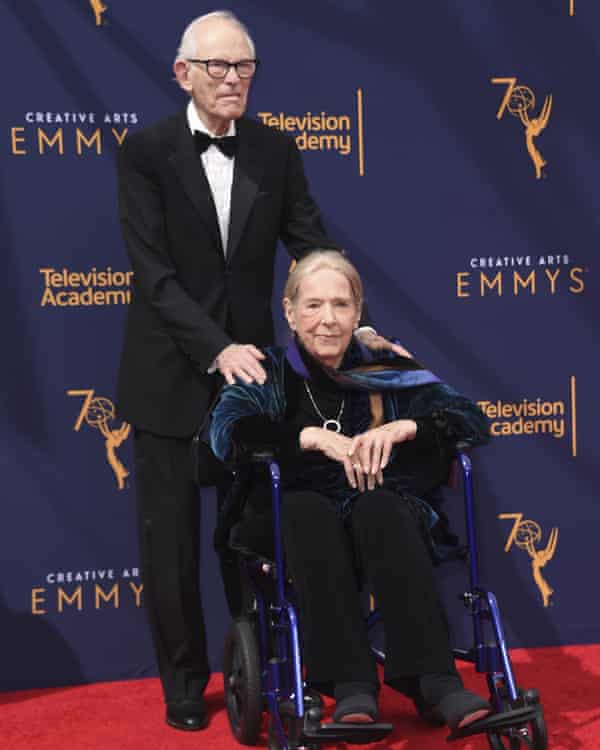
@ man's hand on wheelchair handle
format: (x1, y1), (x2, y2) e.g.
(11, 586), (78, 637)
(348, 420), (418, 484)
(354, 329), (413, 359)
(216, 343), (267, 385)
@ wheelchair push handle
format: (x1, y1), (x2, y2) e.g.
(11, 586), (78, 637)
(247, 448), (276, 464)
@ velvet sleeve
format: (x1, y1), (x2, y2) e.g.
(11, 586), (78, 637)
(209, 353), (287, 462)
(384, 383), (489, 491)
(404, 383), (490, 449)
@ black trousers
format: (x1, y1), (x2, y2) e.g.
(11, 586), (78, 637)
(281, 488), (455, 689)
(134, 430), (209, 705)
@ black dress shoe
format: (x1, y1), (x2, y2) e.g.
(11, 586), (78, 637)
(166, 699), (208, 731)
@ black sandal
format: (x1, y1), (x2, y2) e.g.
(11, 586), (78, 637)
(333, 682), (378, 724)
(434, 689), (491, 730)
(414, 673), (491, 730)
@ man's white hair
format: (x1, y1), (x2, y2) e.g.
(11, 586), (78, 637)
(175, 10), (256, 63)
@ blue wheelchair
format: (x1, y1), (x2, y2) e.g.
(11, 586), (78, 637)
(220, 448), (548, 750)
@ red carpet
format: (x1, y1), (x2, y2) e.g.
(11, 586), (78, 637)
(2, 645), (600, 749)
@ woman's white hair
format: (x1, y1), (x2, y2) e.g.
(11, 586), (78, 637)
(283, 250), (363, 309)
(175, 10), (256, 64)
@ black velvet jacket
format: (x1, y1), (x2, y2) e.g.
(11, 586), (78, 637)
(211, 340), (489, 562)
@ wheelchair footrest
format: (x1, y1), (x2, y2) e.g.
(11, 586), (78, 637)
(303, 721), (393, 745)
(447, 705), (538, 741)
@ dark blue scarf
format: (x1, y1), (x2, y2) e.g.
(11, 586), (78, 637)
(285, 336), (441, 392)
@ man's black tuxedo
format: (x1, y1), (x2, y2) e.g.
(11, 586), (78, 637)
(117, 112), (333, 436)
(115, 110), (335, 707)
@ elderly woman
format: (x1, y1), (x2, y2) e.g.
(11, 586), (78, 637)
(210, 250), (491, 730)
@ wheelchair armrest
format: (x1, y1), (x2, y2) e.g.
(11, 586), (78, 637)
(246, 448), (276, 464)
(454, 440), (472, 453)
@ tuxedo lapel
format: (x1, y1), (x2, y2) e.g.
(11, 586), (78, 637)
(227, 118), (265, 261)
(167, 114), (224, 254)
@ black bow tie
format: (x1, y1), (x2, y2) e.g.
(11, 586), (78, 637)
(193, 130), (238, 158)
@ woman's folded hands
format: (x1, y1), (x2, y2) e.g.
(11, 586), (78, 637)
(299, 419), (418, 492)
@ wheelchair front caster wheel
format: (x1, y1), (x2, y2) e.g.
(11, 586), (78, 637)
(487, 704), (547, 750)
(223, 618), (263, 744)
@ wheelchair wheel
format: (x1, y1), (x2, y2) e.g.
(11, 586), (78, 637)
(487, 703), (547, 749)
(223, 618), (263, 744)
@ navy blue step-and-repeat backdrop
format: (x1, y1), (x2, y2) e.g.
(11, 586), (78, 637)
(2, 0), (598, 691)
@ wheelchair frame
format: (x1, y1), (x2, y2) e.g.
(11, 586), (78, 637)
(223, 451), (548, 750)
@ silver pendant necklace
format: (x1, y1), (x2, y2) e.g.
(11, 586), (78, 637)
(303, 380), (344, 433)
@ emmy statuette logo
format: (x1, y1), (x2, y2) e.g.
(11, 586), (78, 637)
(491, 78), (552, 180)
(67, 389), (130, 490)
(499, 513), (558, 607)
(89, 0), (107, 26)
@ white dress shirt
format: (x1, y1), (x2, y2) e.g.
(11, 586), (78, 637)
(186, 99), (235, 254)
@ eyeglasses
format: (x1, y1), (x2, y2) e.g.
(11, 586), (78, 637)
(186, 58), (259, 79)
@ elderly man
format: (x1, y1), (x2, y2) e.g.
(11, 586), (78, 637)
(116, 10), (403, 731)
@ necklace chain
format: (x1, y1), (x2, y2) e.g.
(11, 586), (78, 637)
(303, 380), (344, 433)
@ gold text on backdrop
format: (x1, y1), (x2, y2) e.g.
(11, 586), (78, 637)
(477, 377), (578, 458)
(257, 90), (365, 175)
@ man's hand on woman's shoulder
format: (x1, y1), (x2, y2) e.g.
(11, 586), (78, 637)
(216, 343), (267, 385)
(354, 329), (413, 359)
